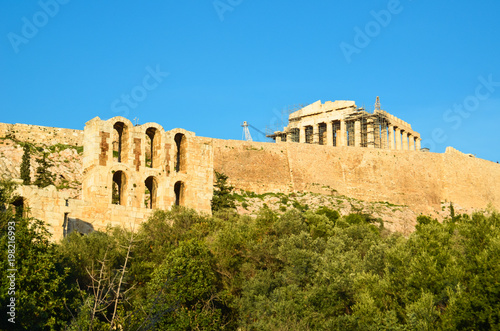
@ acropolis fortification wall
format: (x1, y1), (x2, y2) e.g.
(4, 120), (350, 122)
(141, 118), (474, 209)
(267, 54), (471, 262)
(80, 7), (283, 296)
(0, 122), (83, 146)
(211, 139), (500, 215)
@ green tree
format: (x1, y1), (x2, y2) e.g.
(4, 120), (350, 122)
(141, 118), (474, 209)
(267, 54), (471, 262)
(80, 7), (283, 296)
(211, 171), (236, 212)
(139, 239), (231, 330)
(59, 226), (140, 330)
(0, 180), (79, 330)
(2, 179), (497, 330)
(33, 152), (55, 188)
(20, 144), (31, 185)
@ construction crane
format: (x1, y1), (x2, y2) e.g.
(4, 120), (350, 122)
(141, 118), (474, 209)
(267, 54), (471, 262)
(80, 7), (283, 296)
(374, 96), (381, 111)
(241, 121), (252, 141)
(241, 121), (268, 142)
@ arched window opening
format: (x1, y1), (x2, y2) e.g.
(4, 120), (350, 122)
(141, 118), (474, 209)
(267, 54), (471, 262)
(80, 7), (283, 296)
(112, 171), (127, 206)
(174, 181), (184, 206)
(174, 133), (187, 172)
(12, 197), (26, 218)
(113, 122), (129, 163)
(145, 176), (158, 209)
(145, 128), (160, 168)
(63, 213), (70, 237)
(145, 129), (153, 168)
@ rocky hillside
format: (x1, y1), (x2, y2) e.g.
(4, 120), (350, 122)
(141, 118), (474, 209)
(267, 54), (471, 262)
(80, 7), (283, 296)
(230, 190), (479, 235)
(0, 135), (486, 235)
(0, 137), (83, 199)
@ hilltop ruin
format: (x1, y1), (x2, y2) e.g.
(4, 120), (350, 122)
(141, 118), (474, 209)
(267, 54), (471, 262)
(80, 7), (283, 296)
(1, 99), (499, 240)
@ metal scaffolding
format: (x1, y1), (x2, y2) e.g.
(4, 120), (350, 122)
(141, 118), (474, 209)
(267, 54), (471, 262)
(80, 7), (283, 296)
(266, 100), (399, 150)
(346, 121), (355, 147)
(345, 109), (390, 148)
(332, 121), (340, 146)
(318, 123), (327, 145)
(289, 128), (300, 142)
(305, 126), (313, 144)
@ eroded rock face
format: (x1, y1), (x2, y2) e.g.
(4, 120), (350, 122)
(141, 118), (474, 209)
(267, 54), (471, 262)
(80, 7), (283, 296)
(0, 141), (22, 180)
(0, 138), (83, 198)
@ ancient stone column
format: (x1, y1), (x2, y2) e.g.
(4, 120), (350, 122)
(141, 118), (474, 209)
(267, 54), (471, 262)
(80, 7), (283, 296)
(367, 119), (374, 148)
(276, 134), (282, 143)
(409, 134), (415, 150)
(389, 125), (395, 150)
(416, 138), (421, 150)
(354, 120), (361, 147)
(402, 131), (408, 150)
(395, 127), (401, 150)
(326, 122), (333, 146)
(313, 124), (319, 144)
(381, 124), (388, 149)
(299, 126), (306, 143)
(340, 120), (347, 146)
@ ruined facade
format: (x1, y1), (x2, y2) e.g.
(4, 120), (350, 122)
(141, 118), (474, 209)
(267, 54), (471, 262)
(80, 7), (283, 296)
(12, 116), (213, 240)
(268, 99), (421, 151)
(82, 116), (213, 212)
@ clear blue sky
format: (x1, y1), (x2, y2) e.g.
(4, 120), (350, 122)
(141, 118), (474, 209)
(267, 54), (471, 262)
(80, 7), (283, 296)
(1, 1), (499, 162)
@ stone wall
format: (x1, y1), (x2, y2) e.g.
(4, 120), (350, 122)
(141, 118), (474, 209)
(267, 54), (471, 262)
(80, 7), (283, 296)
(0, 122), (83, 146)
(16, 185), (152, 240)
(211, 139), (293, 194)
(211, 139), (500, 215)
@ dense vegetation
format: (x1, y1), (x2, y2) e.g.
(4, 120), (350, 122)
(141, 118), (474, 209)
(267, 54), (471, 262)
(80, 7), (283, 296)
(33, 153), (55, 188)
(211, 170), (236, 212)
(20, 144), (30, 185)
(1, 179), (499, 330)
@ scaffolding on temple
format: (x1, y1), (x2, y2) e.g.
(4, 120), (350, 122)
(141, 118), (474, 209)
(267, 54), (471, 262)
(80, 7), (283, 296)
(266, 98), (419, 150)
(345, 121), (354, 146)
(289, 128), (299, 142)
(344, 109), (390, 148)
(305, 126), (313, 144)
(266, 104), (306, 139)
(332, 121), (340, 146)
(374, 96), (381, 111)
(318, 123), (327, 145)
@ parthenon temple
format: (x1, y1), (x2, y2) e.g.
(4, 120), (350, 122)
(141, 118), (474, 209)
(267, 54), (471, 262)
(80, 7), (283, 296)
(268, 98), (421, 151)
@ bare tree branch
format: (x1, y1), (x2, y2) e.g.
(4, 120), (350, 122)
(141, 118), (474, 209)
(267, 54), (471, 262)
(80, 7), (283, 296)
(110, 230), (135, 330)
